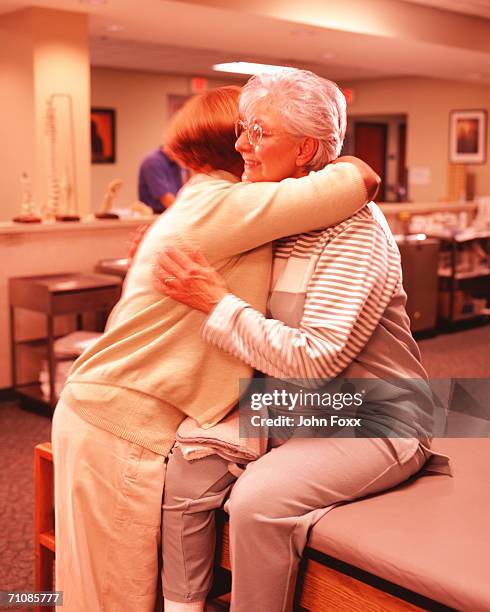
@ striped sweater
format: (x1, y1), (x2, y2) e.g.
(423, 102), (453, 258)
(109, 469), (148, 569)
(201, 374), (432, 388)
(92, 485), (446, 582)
(203, 203), (437, 457)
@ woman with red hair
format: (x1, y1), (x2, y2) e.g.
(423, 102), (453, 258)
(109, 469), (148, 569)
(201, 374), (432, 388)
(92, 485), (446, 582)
(51, 83), (375, 611)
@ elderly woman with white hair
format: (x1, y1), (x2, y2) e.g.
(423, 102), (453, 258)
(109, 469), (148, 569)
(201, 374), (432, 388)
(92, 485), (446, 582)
(155, 68), (449, 612)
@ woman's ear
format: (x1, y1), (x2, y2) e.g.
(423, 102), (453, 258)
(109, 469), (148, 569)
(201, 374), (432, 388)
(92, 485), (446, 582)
(296, 137), (319, 167)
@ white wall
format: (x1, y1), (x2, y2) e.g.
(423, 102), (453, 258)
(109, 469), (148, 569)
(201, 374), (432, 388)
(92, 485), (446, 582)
(0, 8), (90, 221)
(90, 68), (239, 212)
(0, 11), (35, 223)
(340, 76), (490, 202)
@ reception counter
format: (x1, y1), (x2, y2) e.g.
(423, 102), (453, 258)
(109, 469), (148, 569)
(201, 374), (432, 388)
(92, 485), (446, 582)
(0, 217), (153, 391)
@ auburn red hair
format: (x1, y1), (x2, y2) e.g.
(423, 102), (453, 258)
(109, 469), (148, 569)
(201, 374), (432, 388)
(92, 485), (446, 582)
(166, 86), (243, 175)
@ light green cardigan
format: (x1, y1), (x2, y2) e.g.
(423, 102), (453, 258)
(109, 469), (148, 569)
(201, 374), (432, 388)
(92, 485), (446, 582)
(63, 164), (367, 455)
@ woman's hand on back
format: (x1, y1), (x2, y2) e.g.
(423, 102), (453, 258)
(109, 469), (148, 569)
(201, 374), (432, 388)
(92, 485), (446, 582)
(153, 246), (229, 314)
(334, 156), (381, 202)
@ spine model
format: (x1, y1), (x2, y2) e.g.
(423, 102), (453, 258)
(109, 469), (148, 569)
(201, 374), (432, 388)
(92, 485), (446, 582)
(45, 99), (60, 221)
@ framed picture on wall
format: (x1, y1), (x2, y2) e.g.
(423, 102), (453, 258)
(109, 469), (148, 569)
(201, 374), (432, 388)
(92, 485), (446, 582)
(449, 109), (487, 164)
(91, 108), (116, 164)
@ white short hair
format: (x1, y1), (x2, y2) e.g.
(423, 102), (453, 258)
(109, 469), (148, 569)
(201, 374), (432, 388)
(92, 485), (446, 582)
(239, 68), (347, 170)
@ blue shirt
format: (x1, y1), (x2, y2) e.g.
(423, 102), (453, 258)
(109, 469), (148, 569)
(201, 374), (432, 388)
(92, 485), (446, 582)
(138, 148), (184, 214)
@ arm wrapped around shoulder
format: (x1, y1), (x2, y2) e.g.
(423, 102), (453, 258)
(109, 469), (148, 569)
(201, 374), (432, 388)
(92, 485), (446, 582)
(334, 156), (381, 201)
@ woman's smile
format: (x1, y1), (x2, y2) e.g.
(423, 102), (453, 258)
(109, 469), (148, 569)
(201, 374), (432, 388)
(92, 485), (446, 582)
(235, 107), (305, 183)
(243, 158), (260, 171)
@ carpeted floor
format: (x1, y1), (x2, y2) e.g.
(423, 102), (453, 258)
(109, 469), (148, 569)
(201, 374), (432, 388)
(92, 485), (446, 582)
(0, 324), (489, 606)
(0, 401), (51, 610)
(417, 325), (490, 377)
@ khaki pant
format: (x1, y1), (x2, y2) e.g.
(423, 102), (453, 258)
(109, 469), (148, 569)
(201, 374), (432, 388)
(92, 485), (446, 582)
(52, 398), (166, 612)
(162, 438), (428, 612)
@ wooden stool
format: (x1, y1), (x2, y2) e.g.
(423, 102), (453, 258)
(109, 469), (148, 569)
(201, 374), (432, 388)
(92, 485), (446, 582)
(94, 257), (130, 279)
(34, 443), (55, 612)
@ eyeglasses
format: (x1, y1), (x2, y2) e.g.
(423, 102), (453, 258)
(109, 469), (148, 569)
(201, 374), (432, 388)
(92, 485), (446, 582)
(235, 119), (269, 147)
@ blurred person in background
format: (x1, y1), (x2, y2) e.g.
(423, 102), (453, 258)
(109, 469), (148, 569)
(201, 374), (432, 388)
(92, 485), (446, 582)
(138, 145), (185, 213)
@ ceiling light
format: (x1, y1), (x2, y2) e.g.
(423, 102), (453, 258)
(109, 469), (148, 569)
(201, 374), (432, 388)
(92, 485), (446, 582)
(79, 0), (107, 5)
(213, 62), (290, 76)
(105, 24), (124, 32)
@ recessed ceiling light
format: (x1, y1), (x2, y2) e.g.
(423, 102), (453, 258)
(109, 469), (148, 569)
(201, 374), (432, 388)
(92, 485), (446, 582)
(105, 24), (124, 32)
(321, 52), (336, 61)
(79, 0), (107, 5)
(213, 62), (290, 76)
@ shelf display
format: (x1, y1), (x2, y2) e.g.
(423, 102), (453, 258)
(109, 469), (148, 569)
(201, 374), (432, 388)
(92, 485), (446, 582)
(435, 232), (490, 323)
(382, 202), (490, 329)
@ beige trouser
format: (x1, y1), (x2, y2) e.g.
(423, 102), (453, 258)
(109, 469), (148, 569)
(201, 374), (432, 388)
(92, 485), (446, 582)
(162, 438), (428, 612)
(51, 398), (166, 612)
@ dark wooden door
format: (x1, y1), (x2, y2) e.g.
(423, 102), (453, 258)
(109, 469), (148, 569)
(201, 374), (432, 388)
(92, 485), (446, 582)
(354, 122), (387, 201)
